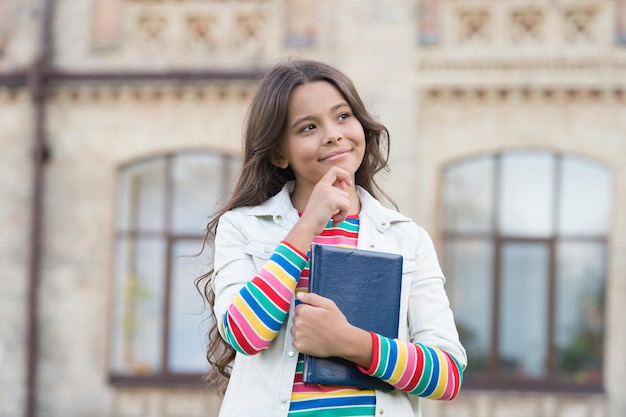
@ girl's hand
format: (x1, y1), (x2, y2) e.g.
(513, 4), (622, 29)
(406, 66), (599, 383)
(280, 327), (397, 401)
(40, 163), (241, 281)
(302, 166), (353, 230)
(291, 292), (373, 368)
(285, 167), (355, 253)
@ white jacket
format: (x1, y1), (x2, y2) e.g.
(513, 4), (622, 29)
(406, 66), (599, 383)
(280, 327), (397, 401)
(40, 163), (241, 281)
(212, 182), (467, 416)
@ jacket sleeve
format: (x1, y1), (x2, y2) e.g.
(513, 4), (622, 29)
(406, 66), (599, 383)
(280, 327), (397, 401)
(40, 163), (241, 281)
(212, 211), (307, 355)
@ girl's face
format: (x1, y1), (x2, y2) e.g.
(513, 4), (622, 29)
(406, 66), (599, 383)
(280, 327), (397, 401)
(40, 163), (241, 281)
(274, 81), (366, 192)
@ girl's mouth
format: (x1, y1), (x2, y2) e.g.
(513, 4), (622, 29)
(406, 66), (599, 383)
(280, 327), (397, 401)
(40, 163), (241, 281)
(320, 149), (351, 162)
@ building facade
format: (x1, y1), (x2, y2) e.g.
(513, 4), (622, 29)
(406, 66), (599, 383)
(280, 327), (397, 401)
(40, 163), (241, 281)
(1, 0), (625, 416)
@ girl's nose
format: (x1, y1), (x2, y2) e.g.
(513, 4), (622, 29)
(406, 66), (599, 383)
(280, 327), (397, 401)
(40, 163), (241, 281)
(325, 128), (342, 144)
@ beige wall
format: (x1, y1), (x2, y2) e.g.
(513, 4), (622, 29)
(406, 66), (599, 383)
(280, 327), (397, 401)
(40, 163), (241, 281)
(0, 89), (33, 417)
(1, 0), (625, 416)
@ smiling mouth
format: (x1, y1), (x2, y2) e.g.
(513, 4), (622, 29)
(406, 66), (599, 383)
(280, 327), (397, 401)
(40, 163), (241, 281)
(320, 149), (351, 162)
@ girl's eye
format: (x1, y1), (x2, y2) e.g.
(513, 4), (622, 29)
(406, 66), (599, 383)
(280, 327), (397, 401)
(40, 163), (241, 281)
(337, 112), (350, 121)
(299, 124), (315, 133)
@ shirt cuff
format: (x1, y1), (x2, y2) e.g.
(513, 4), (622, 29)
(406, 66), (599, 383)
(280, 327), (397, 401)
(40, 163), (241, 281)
(357, 331), (381, 375)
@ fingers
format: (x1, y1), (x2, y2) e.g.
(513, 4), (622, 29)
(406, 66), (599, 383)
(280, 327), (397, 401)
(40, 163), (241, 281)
(323, 166), (353, 190)
(291, 292), (349, 358)
(299, 168), (353, 231)
(286, 167), (356, 253)
(321, 167), (353, 226)
(329, 167), (353, 190)
(331, 210), (347, 227)
(296, 291), (332, 308)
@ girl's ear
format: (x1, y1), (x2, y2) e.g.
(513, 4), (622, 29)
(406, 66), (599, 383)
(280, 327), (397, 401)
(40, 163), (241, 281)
(269, 149), (289, 169)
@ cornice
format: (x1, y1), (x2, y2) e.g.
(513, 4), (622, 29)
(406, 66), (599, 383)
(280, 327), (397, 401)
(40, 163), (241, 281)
(420, 86), (626, 104)
(45, 80), (257, 103)
(0, 69), (261, 102)
(418, 57), (626, 71)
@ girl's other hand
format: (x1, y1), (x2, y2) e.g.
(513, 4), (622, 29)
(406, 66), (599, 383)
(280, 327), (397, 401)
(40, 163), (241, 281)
(291, 292), (373, 368)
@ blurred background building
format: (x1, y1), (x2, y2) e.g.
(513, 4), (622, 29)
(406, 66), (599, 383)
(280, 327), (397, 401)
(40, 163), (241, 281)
(1, 0), (625, 416)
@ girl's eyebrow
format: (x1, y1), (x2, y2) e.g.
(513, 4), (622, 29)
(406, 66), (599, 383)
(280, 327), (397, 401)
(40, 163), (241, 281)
(331, 102), (350, 112)
(289, 102), (350, 130)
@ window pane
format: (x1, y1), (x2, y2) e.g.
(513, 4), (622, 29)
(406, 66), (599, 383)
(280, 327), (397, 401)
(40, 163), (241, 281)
(443, 156), (494, 233)
(559, 157), (613, 235)
(171, 154), (239, 234)
(111, 238), (166, 375)
(117, 159), (167, 232)
(168, 239), (212, 373)
(499, 152), (554, 237)
(555, 241), (605, 385)
(499, 242), (549, 379)
(445, 239), (493, 376)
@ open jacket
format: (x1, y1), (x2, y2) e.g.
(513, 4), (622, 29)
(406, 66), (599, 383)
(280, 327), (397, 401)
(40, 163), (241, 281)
(212, 182), (467, 416)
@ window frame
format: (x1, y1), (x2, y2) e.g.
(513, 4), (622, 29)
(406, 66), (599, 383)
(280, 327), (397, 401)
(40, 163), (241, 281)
(442, 151), (610, 393)
(108, 151), (238, 387)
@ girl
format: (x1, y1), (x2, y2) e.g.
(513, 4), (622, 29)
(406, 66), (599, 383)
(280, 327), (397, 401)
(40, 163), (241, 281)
(196, 59), (467, 416)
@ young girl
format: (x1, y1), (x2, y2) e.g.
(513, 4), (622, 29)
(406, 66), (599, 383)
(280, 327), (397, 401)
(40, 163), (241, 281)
(196, 59), (467, 416)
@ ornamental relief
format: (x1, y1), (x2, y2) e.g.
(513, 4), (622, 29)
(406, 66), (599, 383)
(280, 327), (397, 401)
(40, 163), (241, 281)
(510, 7), (544, 45)
(419, 0), (618, 51)
(90, 0), (276, 63)
(563, 5), (597, 44)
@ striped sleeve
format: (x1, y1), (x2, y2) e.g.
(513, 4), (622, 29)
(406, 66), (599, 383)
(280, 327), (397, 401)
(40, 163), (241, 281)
(360, 332), (463, 400)
(223, 241), (308, 355)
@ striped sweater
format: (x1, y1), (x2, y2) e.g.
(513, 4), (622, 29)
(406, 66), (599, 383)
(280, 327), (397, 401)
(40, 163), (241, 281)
(222, 216), (463, 415)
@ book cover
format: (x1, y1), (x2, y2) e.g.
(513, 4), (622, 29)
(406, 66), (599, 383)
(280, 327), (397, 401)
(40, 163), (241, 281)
(302, 244), (403, 391)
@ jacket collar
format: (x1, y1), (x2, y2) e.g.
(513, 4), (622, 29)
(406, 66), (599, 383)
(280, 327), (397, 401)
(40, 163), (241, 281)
(247, 182), (300, 229)
(247, 181), (410, 232)
(357, 186), (411, 232)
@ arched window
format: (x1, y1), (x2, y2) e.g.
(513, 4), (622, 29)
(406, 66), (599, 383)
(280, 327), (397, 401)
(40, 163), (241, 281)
(109, 152), (239, 385)
(443, 151), (612, 392)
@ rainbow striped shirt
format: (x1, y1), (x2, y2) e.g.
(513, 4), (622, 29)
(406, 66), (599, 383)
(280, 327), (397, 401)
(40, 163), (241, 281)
(222, 216), (463, 416)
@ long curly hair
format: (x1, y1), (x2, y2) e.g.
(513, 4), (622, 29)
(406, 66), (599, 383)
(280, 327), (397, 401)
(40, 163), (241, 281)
(195, 58), (393, 394)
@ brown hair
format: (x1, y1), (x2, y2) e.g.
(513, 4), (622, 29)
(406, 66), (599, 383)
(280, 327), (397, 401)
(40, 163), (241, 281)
(195, 58), (393, 393)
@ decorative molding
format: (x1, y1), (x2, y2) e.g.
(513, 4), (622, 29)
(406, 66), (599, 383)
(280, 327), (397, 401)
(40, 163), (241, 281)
(45, 82), (257, 103)
(0, 86), (25, 103)
(421, 86), (626, 105)
(418, 58), (626, 71)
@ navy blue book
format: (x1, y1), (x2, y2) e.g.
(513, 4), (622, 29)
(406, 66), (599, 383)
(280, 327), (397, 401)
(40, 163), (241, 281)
(302, 244), (403, 391)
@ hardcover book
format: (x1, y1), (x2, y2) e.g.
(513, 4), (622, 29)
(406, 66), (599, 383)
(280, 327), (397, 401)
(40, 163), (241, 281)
(302, 244), (403, 391)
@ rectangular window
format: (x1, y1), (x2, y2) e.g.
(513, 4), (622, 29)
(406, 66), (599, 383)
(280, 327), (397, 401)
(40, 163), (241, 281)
(443, 151), (611, 392)
(110, 152), (239, 385)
